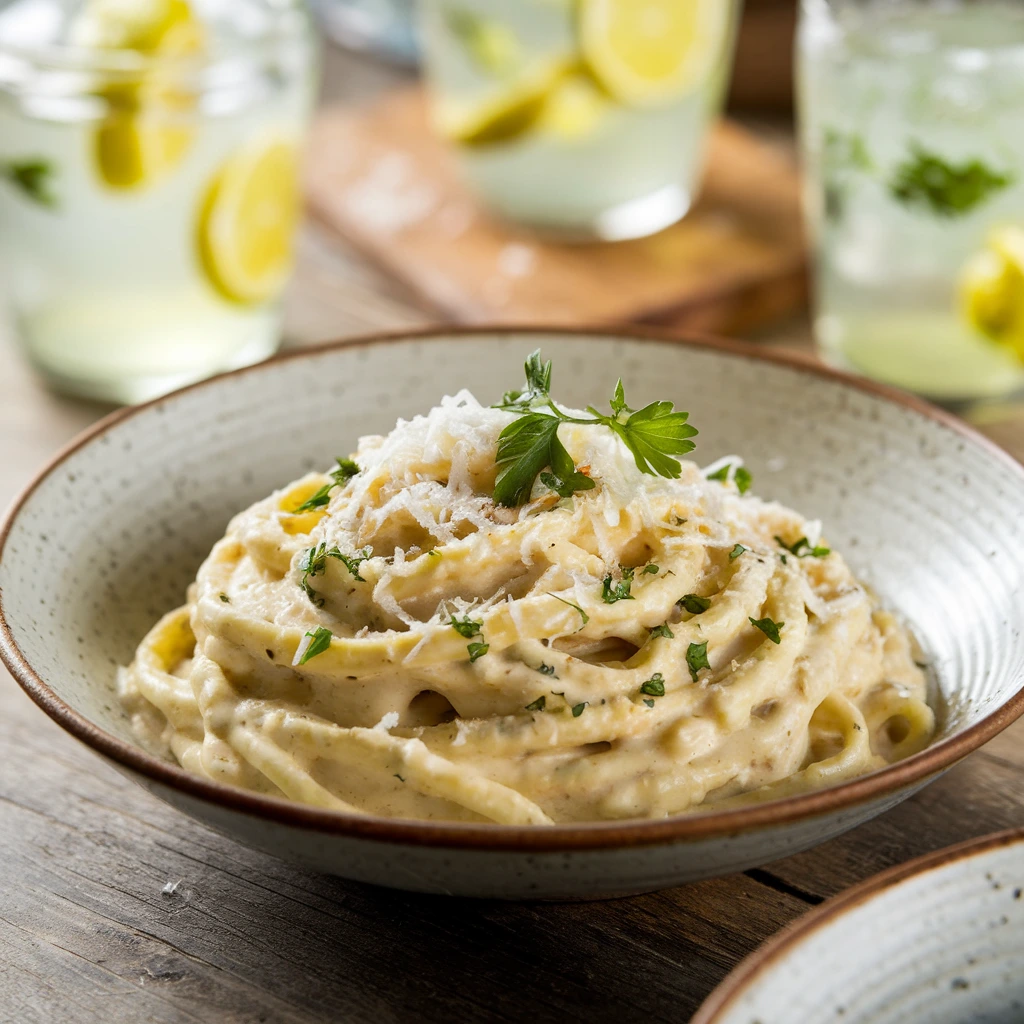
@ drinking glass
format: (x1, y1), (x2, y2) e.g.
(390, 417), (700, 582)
(0, 0), (317, 403)
(798, 0), (1024, 401)
(419, 0), (740, 241)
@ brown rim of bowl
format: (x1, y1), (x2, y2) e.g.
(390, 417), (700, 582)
(2, 324), (1023, 852)
(692, 825), (1024, 1023)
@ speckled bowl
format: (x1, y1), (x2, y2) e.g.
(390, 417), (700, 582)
(2, 328), (1024, 899)
(693, 828), (1024, 1023)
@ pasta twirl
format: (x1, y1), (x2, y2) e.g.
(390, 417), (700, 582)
(120, 388), (934, 824)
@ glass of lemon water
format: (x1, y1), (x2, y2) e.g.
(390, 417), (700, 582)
(419, 0), (740, 241)
(0, 0), (316, 403)
(799, 0), (1024, 402)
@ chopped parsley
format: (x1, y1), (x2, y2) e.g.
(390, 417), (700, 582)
(729, 544), (747, 561)
(649, 623), (674, 639)
(707, 462), (752, 494)
(2, 158), (57, 207)
(331, 457), (360, 485)
(639, 673), (666, 697)
(297, 626), (332, 665)
(492, 351), (698, 507)
(292, 484), (332, 513)
(548, 593), (589, 627)
(525, 695), (546, 712)
(686, 640), (711, 682)
(643, 564), (660, 575)
(749, 616), (784, 644)
(537, 663), (557, 676)
(571, 701), (588, 717)
(601, 566), (636, 604)
(678, 593), (711, 615)
(450, 614), (484, 639)
(889, 143), (1013, 218)
(298, 542), (338, 605)
(219, 593), (230, 603)
(291, 458), (359, 513)
(643, 698), (656, 708)
(335, 547), (372, 582)
(775, 535), (830, 558)
(468, 641), (489, 662)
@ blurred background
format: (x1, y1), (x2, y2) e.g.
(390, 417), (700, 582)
(4, 0), (1024, 464)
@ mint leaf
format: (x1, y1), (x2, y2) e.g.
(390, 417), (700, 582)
(889, 143), (1012, 218)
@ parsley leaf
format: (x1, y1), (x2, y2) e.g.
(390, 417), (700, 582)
(2, 158), (57, 208)
(468, 641), (489, 662)
(889, 143), (1012, 218)
(686, 641), (710, 682)
(525, 695), (546, 711)
(450, 615), (484, 639)
(495, 349), (553, 410)
(643, 564), (659, 574)
(749, 616), (784, 644)
(649, 623), (674, 639)
(639, 673), (665, 697)
(548, 592), (589, 626)
(298, 543), (332, 606)
(571, 701), (588, 717)
(601, 566), (636, 604)
(334, 547), (372, 582)
(601, 397), (698, 478)
(679, 593), (711, 614)
(729, 544), (746, 561)
(643, 698), (655, 708)
(537, 663), (557, 676)
(297, 626), (332, 665)
(775, 535), (830, 558)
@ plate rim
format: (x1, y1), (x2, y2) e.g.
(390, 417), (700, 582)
(692, 825), (1024, 1023)
(2, 323), (1024, 852)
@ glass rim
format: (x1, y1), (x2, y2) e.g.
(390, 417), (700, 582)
(0, 4), (311, 78)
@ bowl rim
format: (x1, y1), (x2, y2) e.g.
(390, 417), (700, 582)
(2, 324), (1024, 852)
(692, 825), (1024, 1023)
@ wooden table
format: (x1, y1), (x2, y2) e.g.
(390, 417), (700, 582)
(3, 46), (1024, 1024)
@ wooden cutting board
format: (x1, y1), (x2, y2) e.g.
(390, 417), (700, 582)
(303, 88), (807, 333)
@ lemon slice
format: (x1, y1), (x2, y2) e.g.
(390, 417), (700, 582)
(578, 0), (731, 107)
(77, 0), (204, 190)
(536, 73), (610, 141)
(961, 225), (1024, 361)
(435, 57), (574, 147)
(197, 136), (301, 305)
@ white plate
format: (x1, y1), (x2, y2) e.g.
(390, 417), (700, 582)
(695, 828), (1024, 1024)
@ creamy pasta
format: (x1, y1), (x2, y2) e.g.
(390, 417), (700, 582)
(120, 376), (934, 825)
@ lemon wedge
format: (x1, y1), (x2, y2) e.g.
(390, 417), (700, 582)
(435, 57), (574, 147)
(197, 136), (301, 305)
(961, 225), (1024, 361)
(75, 0), (204, 190)
(578, 0), (731, 107)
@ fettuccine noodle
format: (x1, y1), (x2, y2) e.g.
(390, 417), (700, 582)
(120, 389), (934, 824)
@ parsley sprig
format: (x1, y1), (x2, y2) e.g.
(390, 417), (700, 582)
(450, 614), (489, 662)
(492, 351), (698, 507)
(298, 543), (372, 604)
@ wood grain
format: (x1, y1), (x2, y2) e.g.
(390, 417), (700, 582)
(304, 88), (807, 334)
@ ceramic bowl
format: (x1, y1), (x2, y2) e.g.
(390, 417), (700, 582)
(694, 828), (1024, 1023)
(2, 328), (1024, 899)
